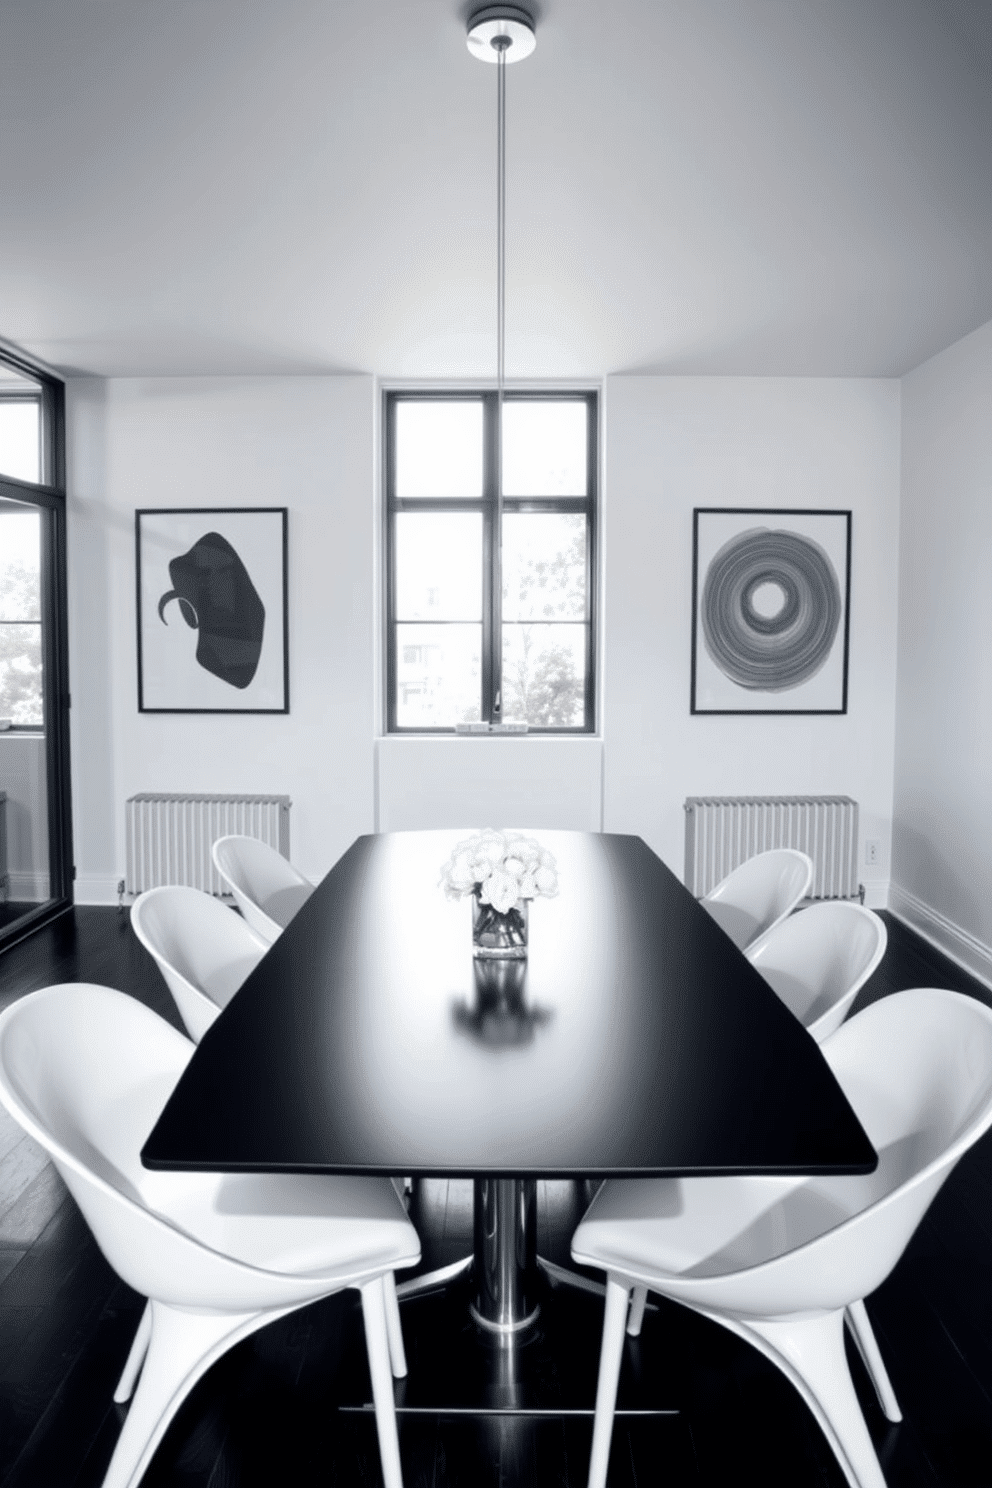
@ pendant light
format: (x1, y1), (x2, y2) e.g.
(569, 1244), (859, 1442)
(467, 5), (536, 724)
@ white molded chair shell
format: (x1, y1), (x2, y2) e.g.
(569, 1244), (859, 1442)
(211, 835), (314, 944)
(701, 848), (813, 952)
(131, 886), (269, 1042)
(0, 984), (420, 1488)
(746, 901), (887, 1043)
(572, 988), (992, 1488)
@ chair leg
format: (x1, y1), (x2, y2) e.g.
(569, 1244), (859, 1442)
(741, 1310), (888, 1488)
(626, 1285), (648, 1337)
(360, 1275), (405, 1488)
(588, 1274), (631, 1488)
(845, 1299), (902, 1423)
(383, 1269), (408, 1378)
(112, 1299), (152, 1404)
(101, 1300), (274, 1488)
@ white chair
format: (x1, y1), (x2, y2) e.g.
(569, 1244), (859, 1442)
(746, 901), (887, 1042)
(131, 885), (269, 1042)
(0, 983), (420, 1488)
(572, 987), (992, 1488)
(212, 835), (314, 944)
(701, 848), (813, 952)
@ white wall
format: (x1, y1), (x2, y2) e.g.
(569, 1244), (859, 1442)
(891, 317), (992, 980)
(376, 736), (603, 833)
(603, 375), (901, 903)
(63, 370), (905, 902)
(66, 375), (375, 900)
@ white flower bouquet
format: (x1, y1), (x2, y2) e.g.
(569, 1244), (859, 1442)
(440, 830), (559, 957)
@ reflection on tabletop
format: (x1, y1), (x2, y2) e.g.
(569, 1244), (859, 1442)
(452, 959), (554, 1049)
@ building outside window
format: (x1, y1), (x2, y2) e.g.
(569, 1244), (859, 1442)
(0, 377), (44, 728)
(384, 390), (598, 733)
(0, 506), (43, 727)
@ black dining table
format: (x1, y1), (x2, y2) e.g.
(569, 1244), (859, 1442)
(142, 829), (876, 1338)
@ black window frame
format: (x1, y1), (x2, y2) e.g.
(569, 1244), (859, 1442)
(0, 342), (74, 952)
(384, 388), (598, 735)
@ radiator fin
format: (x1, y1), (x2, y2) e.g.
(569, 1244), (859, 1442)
(125, 794), (290, 897)
(684, 796), (859, 901)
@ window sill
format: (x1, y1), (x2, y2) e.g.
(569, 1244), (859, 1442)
(379, 731), (601, 742)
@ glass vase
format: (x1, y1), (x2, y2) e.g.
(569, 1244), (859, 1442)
(472, 889), (528, 959)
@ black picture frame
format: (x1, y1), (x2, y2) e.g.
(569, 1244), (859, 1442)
(690, 507), (851, 716)
(136, 507), (289, 714)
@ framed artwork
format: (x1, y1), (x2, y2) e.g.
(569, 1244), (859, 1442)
(691, 508), (851, 715)
(136, 507), (289, 713)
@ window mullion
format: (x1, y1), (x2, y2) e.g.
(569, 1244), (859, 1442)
(482, 392), (499, 722)
(492, 395), (504, 722)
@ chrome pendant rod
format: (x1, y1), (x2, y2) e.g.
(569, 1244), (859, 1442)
(493, 37), (508, 721)
(497, 41), (507, 401)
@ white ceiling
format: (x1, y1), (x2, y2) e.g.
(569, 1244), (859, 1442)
(1, 0), (990, 380)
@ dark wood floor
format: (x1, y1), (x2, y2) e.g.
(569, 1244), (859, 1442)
(1, 906), (991, 1486)
(0, 902), (41, 933)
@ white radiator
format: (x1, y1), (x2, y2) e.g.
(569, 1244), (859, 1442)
(684, 796), (860, 901)
(125, 794), (291, 897)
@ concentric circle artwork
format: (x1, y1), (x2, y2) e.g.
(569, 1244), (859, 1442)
(691, 509), (850, 714)
(701, 527), (841, 691)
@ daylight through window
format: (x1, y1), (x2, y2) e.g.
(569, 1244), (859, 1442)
(385, 392), (597, 732)
(0, 506), (43, 726)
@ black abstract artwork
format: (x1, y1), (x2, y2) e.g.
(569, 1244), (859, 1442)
(691, 508), (850, 715)
(157, 533), (265, 690)
(136, 507), (288, 713)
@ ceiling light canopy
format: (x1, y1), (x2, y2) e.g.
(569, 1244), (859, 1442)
(466, 4), (536, 64)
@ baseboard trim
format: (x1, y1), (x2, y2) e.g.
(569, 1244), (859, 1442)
(861, 879), (889, 912)
(74, 874), (123, 907)
(888, 882), (992, 991)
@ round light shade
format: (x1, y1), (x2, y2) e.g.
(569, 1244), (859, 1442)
(466, 5), (536, 63)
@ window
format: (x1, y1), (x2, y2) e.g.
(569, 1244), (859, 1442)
(385, 391), (597, 732)
(0, 503), (43, 726)
(0, 400), (41, 483)
(0, 361), (45, 485)
(0, 364), (48, 729)
(0, 341), (73, 948)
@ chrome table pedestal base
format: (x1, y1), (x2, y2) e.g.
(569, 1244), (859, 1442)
(469, 1177), (540, 1339)
(394, 1177), (542, 1340)
(394, 1252), (474, 1302)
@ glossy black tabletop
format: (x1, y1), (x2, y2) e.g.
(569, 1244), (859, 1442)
(142, 830), (876, 1178)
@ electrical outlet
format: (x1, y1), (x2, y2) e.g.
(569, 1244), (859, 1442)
(865, 839), (881, 867)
